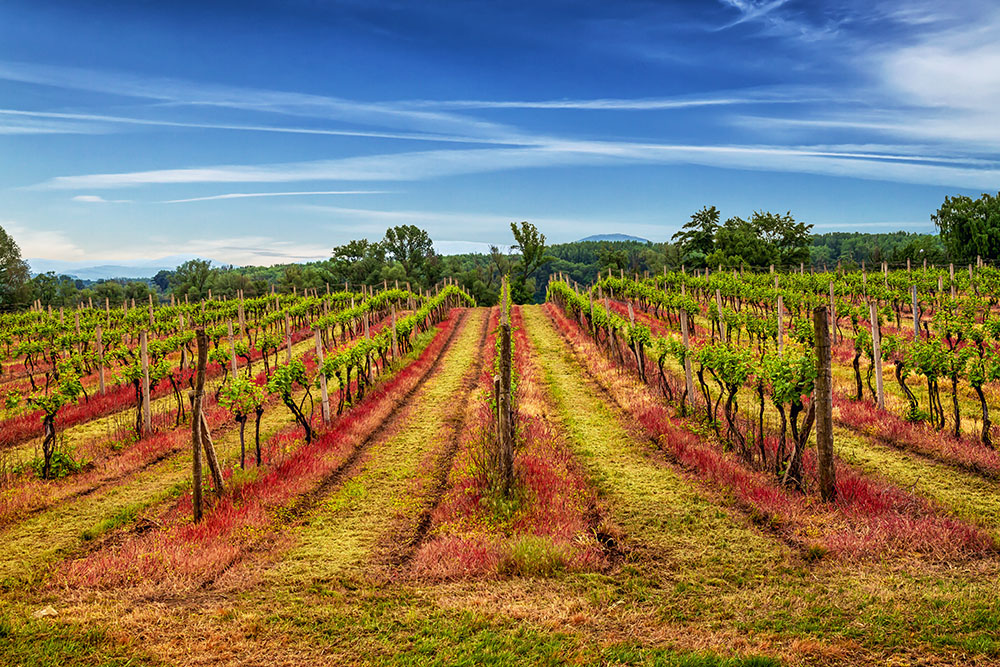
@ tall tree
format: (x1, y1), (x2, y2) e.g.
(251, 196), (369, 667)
(671, 206), (720, 267)
(169, 259), (213, 299)
(383, 225), (434, 282)
(0, 224), (30, 312)
(510, 221), (549, 303)
(934, 193), (1000, 261)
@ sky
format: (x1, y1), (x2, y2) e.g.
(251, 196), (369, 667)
(2, 0), (999, 269)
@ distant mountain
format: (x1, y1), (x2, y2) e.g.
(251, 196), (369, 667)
(27, 255), (223, 281)
(576, 233), (651, 243)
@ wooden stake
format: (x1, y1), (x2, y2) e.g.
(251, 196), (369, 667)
(777, 295), (784, 357)
(813, 306), (836, 502)
(96, 326), (106, 395)
(315, 329), (330, 424)
(191, 328), (208, 523)
(680, 309), (695, 409)
(140, 331), (152, 434)
(227, 321), (238, 377)
(870, 302), (885, 409)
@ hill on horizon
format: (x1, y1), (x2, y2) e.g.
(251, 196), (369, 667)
(576, 233), (651, 243)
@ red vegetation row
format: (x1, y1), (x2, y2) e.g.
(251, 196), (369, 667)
(57, 311), (463, 590)
(546, 302), (993, 560)
(412, 306), (606, 579)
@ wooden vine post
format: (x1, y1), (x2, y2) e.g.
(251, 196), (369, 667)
(813, 306), (837, 502)
(191, 329), (208, 523)
(391, 306), (399, 360)
(284, 312), (293, 364)
(869, 301), (885, 409)
(179, 314), (187, 371)
(680, 308), (695, 413)
(140, 331), (152, 434)
(498, 281), (514, 497)
(315, 328), (330, 424)
(777, 294), (785, 357)
(191, 328), (225, 522)
(911, 285), (920, 338)
(227, 321), (238, 376)
(828, 282), (836, 345)
(96, 325), (106, 395)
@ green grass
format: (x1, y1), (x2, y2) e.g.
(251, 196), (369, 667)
(521, 306), (788, 584)
(0, 610), (155, 666)
(264, 309), (488, 585)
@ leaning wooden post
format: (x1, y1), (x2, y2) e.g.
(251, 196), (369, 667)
(191, 328), (208, 523)
(911, 285), (919, 338)
(813, 306), (837, 502)
(499, 285), (514, 497)
(315, 328), (330, 424)
(96, 325), (106, 395)
(227, 320), (238, 376)
(870, 301), (885, 409)
(680, 309), (695, 412)
(140, 331), (152, 434)
(284, 312), (293, 364)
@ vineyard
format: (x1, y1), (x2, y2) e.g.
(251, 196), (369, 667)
(2, 267), (1000, 666)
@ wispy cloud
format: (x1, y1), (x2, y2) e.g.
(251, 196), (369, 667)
(0, 108), (527, 145)
(72, 194), (131, 203)
(33, 140), (1000, 192)
(160, 190), (391, 204)
(0, 61), (528, 142)
(397, 89), (820, 110)
(717, 0), (791, 28)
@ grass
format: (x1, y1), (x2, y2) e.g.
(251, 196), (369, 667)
(832, 426), (1000, 538)
(261, 309), (489, 585)
(521, 306), (789, 583)
(0, 375), (303, 589)
(0, 610), (156, 666)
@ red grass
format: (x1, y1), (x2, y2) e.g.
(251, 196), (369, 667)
(546, 301), (995, 560)
(412, 306), (606, 579)
(56, 311), (463, 590)
(836, 395), (1000, 478)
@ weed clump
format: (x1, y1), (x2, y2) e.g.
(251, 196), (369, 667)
(499, 535), (567, 577)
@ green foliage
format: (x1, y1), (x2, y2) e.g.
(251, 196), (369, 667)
(0, 223), (30, 312)
(509, 221), (551, 304)
(672, 205), (720, 267)
(934, 192), (1000, 261)
(267, 359), (310, 400)
(18, 447), (85, 479)
(219, 372), (265, 418)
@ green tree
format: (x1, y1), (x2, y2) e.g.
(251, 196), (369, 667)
(383, 225), (434, 283)
(510, 221), (550, 303)
(671, 206), (720, 268)
(169, 259), (213, 299)
(933, 192), (1000, 261)
(0, 224), (30, 311)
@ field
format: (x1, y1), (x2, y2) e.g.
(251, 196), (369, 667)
(3, 271), (1000, 666)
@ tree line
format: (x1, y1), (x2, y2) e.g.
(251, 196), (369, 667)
(2, 191), (998, 311)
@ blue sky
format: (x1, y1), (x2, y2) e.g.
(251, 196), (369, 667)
(2, 0), (998, 267)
